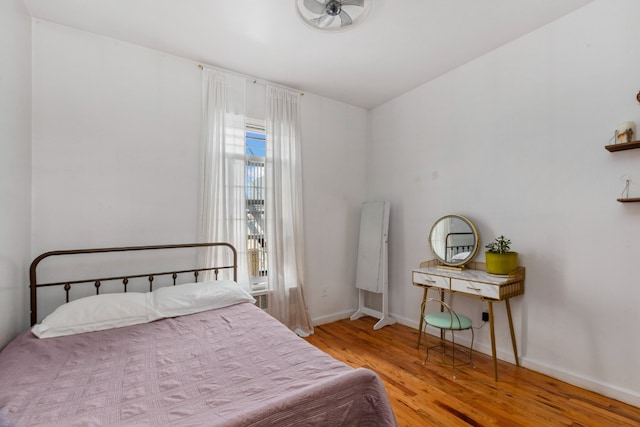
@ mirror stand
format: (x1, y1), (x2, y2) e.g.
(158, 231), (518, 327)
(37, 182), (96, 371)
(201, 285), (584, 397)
(436, 263), (467, 272)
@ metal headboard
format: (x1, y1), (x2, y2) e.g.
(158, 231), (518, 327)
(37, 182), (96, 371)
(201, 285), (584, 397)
(29, 242), (237, 326)
(445, 232), (474, 261)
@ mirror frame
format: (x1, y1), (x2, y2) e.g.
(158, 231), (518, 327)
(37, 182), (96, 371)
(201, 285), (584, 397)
(428, 214), (480, 268)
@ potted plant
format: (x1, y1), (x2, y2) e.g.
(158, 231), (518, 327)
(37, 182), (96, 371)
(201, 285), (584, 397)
(485, 235), (518, 275)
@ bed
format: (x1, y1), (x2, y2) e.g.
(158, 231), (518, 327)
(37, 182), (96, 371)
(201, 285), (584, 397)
(0, 242), (396, 426)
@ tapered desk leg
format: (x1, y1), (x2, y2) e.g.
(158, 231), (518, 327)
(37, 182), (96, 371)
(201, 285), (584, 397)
(417, 287), (428, 348)
(488, 301), (498, 381)
(505, 298), (520, 367)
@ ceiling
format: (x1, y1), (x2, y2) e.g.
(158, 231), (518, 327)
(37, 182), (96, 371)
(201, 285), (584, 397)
(23, 0), (594, 109)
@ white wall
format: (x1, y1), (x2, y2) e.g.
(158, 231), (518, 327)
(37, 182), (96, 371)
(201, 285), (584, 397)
(32, 21), (202, 252)
(0, 0), (32, 348)
(300, 94), (368, 323)
(370, 0), (640, 405)
(31, 21), (368, 324)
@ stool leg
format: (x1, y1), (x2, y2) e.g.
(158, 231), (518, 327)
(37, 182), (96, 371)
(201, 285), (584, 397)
(470, 327), (475, 368)
(452, 329), (456, 379)
(423, 325), (433, 364)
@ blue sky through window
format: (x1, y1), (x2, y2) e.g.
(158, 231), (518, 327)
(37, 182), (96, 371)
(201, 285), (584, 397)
(246, 131), (265, 157)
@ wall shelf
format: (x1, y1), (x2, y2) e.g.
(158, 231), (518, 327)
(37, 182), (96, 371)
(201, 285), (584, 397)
(605, 140), (640, 152)
(617, 198), (640, 203)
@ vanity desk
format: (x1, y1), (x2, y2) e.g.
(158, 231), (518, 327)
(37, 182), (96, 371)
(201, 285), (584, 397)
(413, 259), (525, 381)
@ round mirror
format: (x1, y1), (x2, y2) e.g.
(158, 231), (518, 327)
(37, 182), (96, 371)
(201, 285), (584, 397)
(428, 214), (479, 267)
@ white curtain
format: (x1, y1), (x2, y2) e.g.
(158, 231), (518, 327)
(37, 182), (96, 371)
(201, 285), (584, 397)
(197, 68), (250, 291)
(265, 86), (313, 336)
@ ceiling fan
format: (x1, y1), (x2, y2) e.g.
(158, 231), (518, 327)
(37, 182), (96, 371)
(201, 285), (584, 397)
(296, 0), (372, 31)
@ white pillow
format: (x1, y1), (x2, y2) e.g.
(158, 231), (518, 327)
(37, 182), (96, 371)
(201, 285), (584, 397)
(152, 280), (255, 318)
(451, 251), (471, 261)
(32, 292), (160, 339)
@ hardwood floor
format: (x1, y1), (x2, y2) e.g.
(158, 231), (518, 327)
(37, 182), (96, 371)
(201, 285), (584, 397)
(304, 317), (640, 427)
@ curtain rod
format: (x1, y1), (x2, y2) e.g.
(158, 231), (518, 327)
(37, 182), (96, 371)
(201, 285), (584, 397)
(197, 64), (304, 96)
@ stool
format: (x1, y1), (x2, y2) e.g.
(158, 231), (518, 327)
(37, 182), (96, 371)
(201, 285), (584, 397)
(422, 298), (474, 378)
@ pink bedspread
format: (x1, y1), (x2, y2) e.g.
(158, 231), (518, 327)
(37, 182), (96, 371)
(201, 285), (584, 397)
(0, 302), (396, 426)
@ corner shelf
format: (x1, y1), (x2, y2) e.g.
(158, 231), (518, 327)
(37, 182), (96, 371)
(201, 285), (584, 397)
(605, 140), (640, 152)
(617, 198), (640, 203)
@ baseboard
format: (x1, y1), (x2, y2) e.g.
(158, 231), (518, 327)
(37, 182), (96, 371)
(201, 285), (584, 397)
(390, 313), (417, 328)
(317, 309), (640, 407)
(311, 309), (354, 327)
(521, 357), (640, 407)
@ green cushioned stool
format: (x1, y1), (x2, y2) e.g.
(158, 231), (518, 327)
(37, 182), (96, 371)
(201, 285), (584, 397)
(422, 298), (474, 378)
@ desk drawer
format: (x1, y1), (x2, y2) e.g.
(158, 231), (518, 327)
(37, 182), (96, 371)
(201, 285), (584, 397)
(413, 271), (450, 289)
(451, 278), (499, 299)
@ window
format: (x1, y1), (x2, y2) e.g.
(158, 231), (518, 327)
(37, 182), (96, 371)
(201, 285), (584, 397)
(245, 118), (267, 301)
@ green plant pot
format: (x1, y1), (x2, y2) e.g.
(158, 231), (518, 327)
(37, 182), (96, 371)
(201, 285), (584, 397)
(485, 252), (519, 275)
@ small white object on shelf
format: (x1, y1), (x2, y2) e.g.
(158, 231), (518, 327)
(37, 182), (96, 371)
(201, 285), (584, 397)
(615, 121), (636, 144)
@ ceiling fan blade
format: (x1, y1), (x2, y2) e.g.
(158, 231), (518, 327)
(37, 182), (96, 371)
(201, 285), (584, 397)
(339, 10), (353, 27)
(341, 0), (364, 6)
(303, 0), (328, 15)
(311, 13), (335, 28)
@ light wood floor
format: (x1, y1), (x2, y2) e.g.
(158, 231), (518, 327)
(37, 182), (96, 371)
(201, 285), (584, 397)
(304, 316), (640, 427)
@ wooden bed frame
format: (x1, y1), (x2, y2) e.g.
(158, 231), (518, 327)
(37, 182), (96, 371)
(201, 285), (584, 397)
(29, 242), (237, 326)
